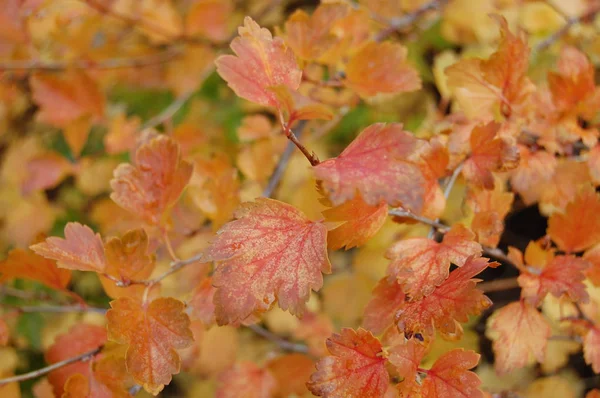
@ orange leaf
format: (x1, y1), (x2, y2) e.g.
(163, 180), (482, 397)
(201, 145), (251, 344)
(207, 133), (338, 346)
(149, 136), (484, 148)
(584, 243), (600, 286)
(110, 135), (193, 225)
(307, 328), (388, 398)
(396, 256), (495, 340)
(0, 248), (71, 291)
(584, 327), (600, 374)
(62, 374), (90, 398)
(22, 152), (73, 195)
(216, 362), (277, 398)
(189, 276), (217, 326)
(266, 354), (314, 397)
(207, 198), (331, 325)
(509, 145), (557, 205)
(547, 186), (600, 253)
(185, 0), (232, 42)
(462, 122), (519, 189)
(215, 17), (302, 108)
(106, 297), (193, 395)
(468, 186), (514, 248)
(445, 17), (533, 119)
(323, 194), (387, 250)
(0, 318), (9, 346)
(46, 324), (106, 397)
(388, 338), (428, 396)
(314, 123), (427, 211)
(386, 224), (482, 300)
(362, 277), (406, 335)
(420, 349), (482, 398)
(345, 41), (421, 97)
(514, 243), (589, 305)
(488, 300), (551, 374)
(31, 222), (105, 273)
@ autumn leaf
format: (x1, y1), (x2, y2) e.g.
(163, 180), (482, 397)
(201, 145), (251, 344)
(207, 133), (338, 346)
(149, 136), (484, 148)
(215, 17), (302, 108)
(216, 362), (277, 398)
(510, 242), (590, 306)
(0, 319), (9, 346)
(189, 276), (217, 326)
(293, 312), (334, 357)
(468, 185), (514, 247)
(583, 327), (600, 374)
(185, 0), (232, 42)
(45, 324), (106, 397)
(266, 354), (314, 397)
(420, 349), (483, 398)
(62, 374), (90, 398)
(510, 145), (557, 205)
(21, 152), (73, 195)
(388, 338), (428, 396)
(106, 297), (194, 395)
(396, 256), (495, 340)
(323, 194), (387, 250)
(0, 248), (71, 291)
(30, 70), (104, 156)
(362, 277), (405, 335)
(31, 222), (105, 272)
(110, 135), (193, 225)
(386, 224), (482, 300)
(487, 300), (551, 374)
(314, 123), (427, 211)
(207, 198), (331, 325)
(345, 41), (421, 97)
(307, 328), (389, 398)
(445, 16), (533, 119)
(547, 186), (600, 253)
(462, 122), (519, 189)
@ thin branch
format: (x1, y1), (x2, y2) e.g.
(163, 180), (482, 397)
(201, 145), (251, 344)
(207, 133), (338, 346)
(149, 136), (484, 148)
(263, 121), (307, 197)
(0, 47), (182, 72)
(375, 0), (448, 42)
(140, 91), (194, 130)
(248, 324), (309, 353)
(534, 4), (600, 52)
(0, 347), (101, 386)
(478, 277), (519, 293)
(278, 113), (320, 166)
(6, 305), (107, 315)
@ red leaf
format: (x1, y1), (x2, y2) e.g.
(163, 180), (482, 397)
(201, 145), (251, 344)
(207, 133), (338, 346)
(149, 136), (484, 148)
(216, 362), (277, 398)
(488, 300), (551, 374)
(110, 135), (193, 225)
(547, 186), (600, 253)
(46, 324), (106, 397)
(396, 256), (495, 340)
(207, 198), (331, 325)
(420, 349), (482, 398)
(215, 17), (302, 108)
(362, 277), (405, 335)
(31, 222), (105, 272)
(462, 122), (519, 189)
(307, 328), (389, 398)
(189, 276), (217, 326)
(314, 123), (427, 211)
(323, 194), (387, 250)
(386, 224), (482, 300)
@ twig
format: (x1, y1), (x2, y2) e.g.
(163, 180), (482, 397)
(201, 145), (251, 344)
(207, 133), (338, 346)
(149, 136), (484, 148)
(479, 277), (519, 293)
(534, 4), (600, 52)
(141, 253), (205, 302)
(263, 121), (307, 197)
(248, 324), (309, 353)
(140, 91), (194, 130)
(374, 0), (448, 42)
(278, 113), (320, 166)
(0, 47), (182, 72)
(6, 305), (107, 315)
(0, 347), (101, 386)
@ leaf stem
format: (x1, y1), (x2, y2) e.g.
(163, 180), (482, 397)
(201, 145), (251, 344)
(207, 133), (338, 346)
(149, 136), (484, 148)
(278, 112), (320, 166)
(478, 277), (519, 293)
(263, 120), (307, 197)
(0, 347), (102, 386)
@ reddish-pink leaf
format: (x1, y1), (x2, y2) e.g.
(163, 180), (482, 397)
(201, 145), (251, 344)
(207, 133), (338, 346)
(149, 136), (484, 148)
(215, 17), (302, 108)
(207, 198), (331, 325)
(307, 328), (389, 398)
(386, 224), (482, 300)
(488, 300), (551, 374)
(396, 256), (495, 340)
(420, 349), (483, 398)
(30, 222), (105, 272)
(110, 135), (193, 225)
(189, 276), (217, 326)
(216, 362), (277, 398)
(314, 123), (427, 211)
(584, 327), (600, 374)
(387, 338), (428, 396)
(362, 277), (406, 335)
